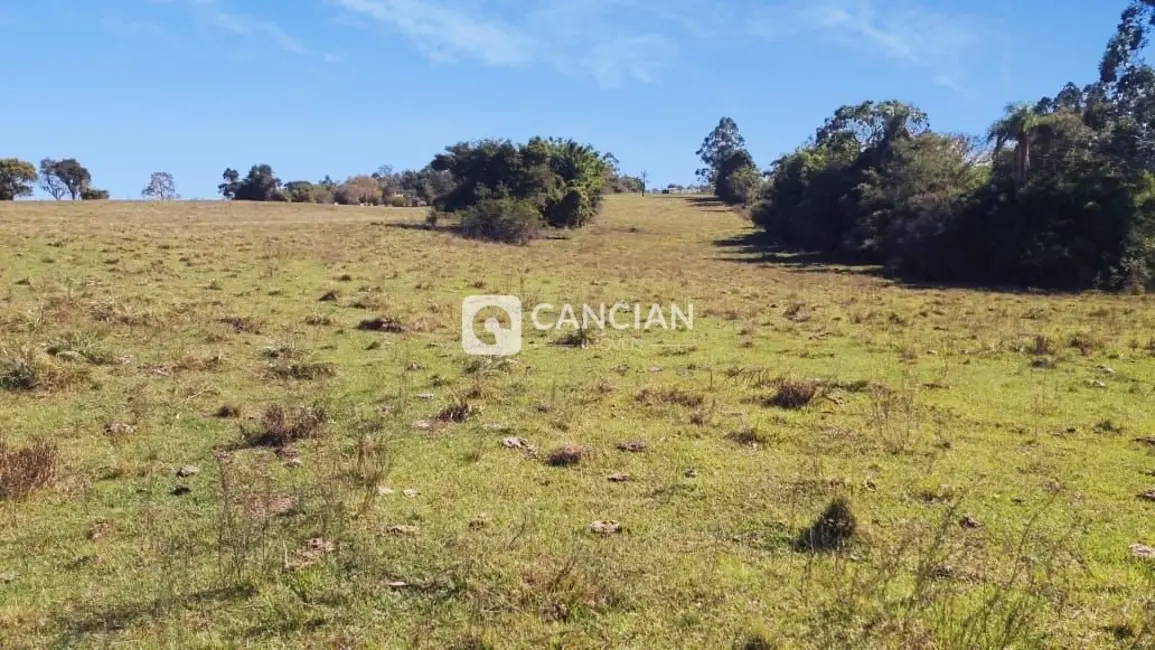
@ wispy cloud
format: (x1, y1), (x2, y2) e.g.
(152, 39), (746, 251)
(331, 0), (694, 87)
(334, 0), (533, 66)
(101, 16), (174, 41)
(750, 0), (987, 93)
(152, 0), (339, 62)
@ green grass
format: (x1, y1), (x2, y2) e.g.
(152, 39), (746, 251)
(1, 195), (1154, 648)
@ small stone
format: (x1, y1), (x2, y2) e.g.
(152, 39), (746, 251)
(608, 473), (631, 483)
(1098, 366), (1117, 376)
(1139, 491), (1155, 502)
(684, 469), (698, 478)
(403, 489), (419, 498)
(959, 515), (982, 529)
(648, 367), (662, 373)
(103, 422), (136, 436)
(172, 485), (191, 496)
(176, 465), (200, 478)
(416, 393), (436, 400)
(1090, 380), (1107, 389)
(377, 486), (395, 496)
(385, 525), (419, 536)
(1130, 543), (1155, 560)
(284, 458), (303, 468)
(412, 420), (433, 430)
(590, 520), (623, 535)
(502, 436), (534, 452)
(385, 580), (409, 588)
(617, 441), (646, 453)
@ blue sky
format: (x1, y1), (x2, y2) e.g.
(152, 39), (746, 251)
(0, 0), (1126, 199)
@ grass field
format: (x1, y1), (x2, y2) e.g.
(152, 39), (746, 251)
(1, 195), (1154, 648)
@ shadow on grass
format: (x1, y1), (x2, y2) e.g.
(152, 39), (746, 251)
(375, 221), (572, 241)
(683, 196), (728, 209)
(373, 221), (455, 234)
(713, 229), (1085, 295)
(53, 583), (258, 642)
(712, 230), (885, 278)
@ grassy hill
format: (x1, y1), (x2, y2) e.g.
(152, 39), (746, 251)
(1, 195), (1153, 648)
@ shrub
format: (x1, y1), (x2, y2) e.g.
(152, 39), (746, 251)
(546, 444), (590, 467)
(0, 348), (82, 392)
(460, 197), (543, 244)
(635, 386), (706, 408)
(764, 379), (819, 409)
(793, 497), (856, 552)
(0, 440), (57, 499)
(241, 404), (327, 448)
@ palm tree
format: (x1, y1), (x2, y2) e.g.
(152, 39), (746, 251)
(987, 103), (1047, 188)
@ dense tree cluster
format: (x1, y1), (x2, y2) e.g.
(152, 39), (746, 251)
(429, 138), (613, 242)
(727, 2), (1155, 290)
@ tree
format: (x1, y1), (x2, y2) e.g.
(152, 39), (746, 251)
(220, 165), (283, 201)
(814, 101), (930, 156)
(640, 170), (649, 196)
(696, 117), (747, 185)
(80, 187), (110, 200)
(284, 180), (320, 203)
(987, 103), (1049, 188)
(333, 176), (382, 205)
(218, 168), (240, 199)
(39, 158), (91, 200)
(141, 172), (179, 200)
(0, 159), (37, 200)
(714, 150), (760, 205)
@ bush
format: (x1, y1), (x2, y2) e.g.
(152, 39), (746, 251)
(80, 187), (111, 200)
(241, 404), (327, 448)
(431, 137), (610, 242)
(0, 440), (56, 499)
(460, 197), (543, 244)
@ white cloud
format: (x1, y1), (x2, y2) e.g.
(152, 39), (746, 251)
(750, 0), (987, 92)
(331, 0), (693, 87)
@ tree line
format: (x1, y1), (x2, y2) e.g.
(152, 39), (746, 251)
(696, 0), (1155, 291)
(0, 159), (183, 201)
(0, 158), (112, 201)
(210, 143), (640, 244)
